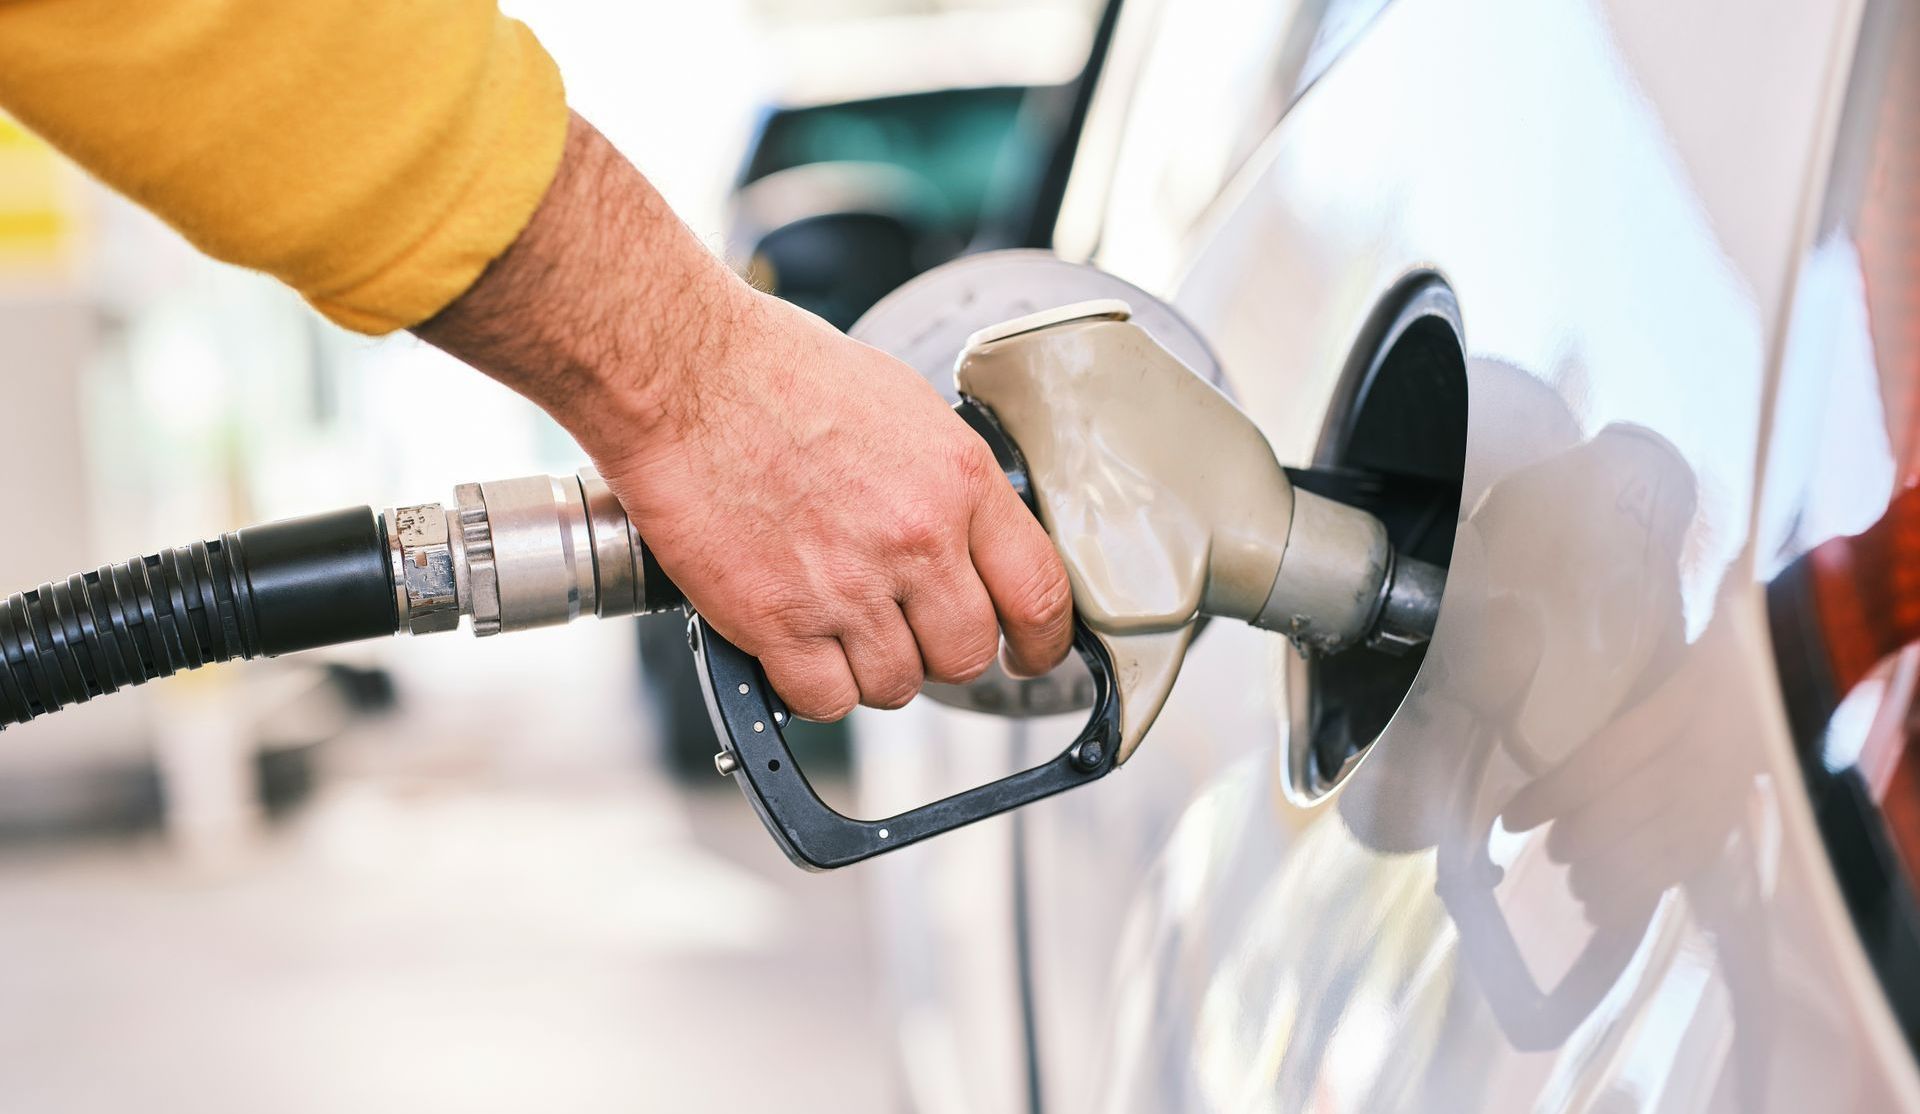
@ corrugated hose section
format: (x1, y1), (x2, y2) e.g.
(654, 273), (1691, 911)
(0, 506), (400, 729)
(0, 539), (261, 728)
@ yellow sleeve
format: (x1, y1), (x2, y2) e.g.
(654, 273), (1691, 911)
(0, 0), (568, 334)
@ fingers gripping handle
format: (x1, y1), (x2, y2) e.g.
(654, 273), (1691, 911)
(690, 614), (1121, 870)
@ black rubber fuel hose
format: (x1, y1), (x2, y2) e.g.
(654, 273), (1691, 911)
(0, 507), (396, 728)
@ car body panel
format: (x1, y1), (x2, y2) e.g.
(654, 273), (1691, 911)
(861, 0), (1920, 1109)
(1017, 0), (1920, 1110)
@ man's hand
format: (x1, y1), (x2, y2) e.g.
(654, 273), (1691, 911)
(416, 113), (1073, 720)
(600, 291), (1075, 719)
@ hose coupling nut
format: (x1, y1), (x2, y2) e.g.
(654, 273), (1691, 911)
(382, 467), (677, 640)
(387, 503), (461, 635)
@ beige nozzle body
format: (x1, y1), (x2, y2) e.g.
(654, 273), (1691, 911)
(956, 301), (1398, 763)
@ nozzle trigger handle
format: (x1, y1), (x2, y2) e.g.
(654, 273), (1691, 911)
(689, 614), (1121, 870)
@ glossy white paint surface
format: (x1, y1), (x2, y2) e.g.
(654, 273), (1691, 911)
(865, 0), (1920, 1109)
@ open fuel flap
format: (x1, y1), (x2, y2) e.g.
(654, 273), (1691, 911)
(1284, 276), (1469, 800)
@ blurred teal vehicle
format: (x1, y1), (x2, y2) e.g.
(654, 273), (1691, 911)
(723, 55), (1108, 328)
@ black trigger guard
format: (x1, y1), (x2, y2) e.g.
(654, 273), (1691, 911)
(689, 614), (1121, 871)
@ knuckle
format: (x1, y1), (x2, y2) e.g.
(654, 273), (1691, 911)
(818, 693), (860, 722)
(883, 501), (951, 563)
(762, 649), (857, 723)
(943, 639), (999, 685)
(865, 684), (917, 712)
(1009, 561), (1073, 636)
(927, 615), (1000, 685)
(791, 683), (858, 723)
(862, 657), (924, 710)
(949, 437), (998, 490)
(757, 584), (824, 640)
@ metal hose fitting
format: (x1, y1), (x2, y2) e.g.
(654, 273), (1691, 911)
(386, 466), (682, 639)
(3, 468), (684, 729)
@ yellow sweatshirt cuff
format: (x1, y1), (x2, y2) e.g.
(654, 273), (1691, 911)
(306, 20), (569, 334)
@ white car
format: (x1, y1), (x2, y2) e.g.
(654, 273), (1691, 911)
(843, 0), (1920, 1110)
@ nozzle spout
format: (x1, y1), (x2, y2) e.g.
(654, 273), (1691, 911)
(955, 299), (1442, 763)
(1372, 552), (1446, 653)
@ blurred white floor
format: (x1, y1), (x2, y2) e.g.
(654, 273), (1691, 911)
(0, 625), (893, 1114)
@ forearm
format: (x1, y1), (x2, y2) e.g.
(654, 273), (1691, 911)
(414, 113), (748, 455)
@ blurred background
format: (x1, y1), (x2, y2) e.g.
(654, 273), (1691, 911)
(0, 0), (1102, 1109)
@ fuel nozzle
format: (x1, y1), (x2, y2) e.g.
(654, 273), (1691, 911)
(956, 300), (1443, 763)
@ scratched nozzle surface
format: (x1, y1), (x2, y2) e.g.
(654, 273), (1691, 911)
(1371, 552), (1446, 653)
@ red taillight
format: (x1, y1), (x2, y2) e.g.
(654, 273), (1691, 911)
(1805, 485), (1920, 698)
